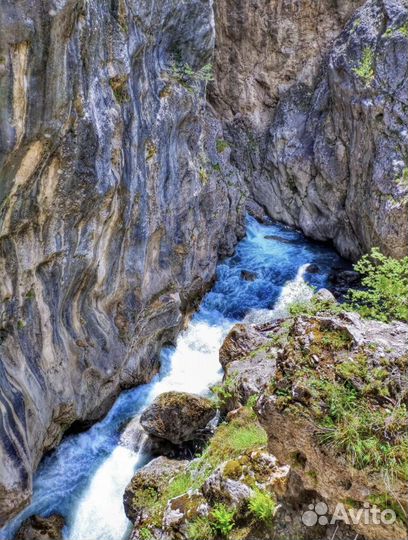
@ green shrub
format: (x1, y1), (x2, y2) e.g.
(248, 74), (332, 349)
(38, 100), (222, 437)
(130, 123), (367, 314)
(346, 248), (408, 322)
(353, 47), (375, 84)
(248, 489), (277, 522)
(187, 517), (214, 540)
(211, 504), (235, 536)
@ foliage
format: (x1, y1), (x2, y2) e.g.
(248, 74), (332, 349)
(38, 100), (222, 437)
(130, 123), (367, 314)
(166, 472), (194, 500)
(187, 517), (214, 540)
(397, 167), (408, 187)
(132, 408), (267, 528)
(288, 296), (342, 318)
(211, 504), (235, 536)
(199, 167), (209, 185)
(306, 376), (408, 481)
(346, 248), (408, 322)
(248, 489), (277, 522)
(139, 527), (153, 540)
(399, 22), (408, 37)
(216, 139), (230, 153)
(352, 47), (375, 84)
(211, 374), (238, 409)
(170, 58), (213, 93)
(368, 493), (407, 525)
(245, 394), (259, 411)
(200, 408), (266, 467)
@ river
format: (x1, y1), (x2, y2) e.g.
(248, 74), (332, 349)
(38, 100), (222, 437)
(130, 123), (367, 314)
(1, 215), (347, 540)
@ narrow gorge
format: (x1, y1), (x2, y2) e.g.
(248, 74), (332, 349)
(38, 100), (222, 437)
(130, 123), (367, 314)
(0, 0), (407, 539)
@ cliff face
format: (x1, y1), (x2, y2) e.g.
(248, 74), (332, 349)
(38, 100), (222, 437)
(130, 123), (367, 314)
(0, 0), (245, 523)
(212, 0), (408, 260)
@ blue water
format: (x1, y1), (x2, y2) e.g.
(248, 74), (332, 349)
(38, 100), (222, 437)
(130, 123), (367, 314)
(1, 216), (347, 540)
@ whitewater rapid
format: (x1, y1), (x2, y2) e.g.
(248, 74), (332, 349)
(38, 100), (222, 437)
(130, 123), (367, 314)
(1, 216), (347, 540)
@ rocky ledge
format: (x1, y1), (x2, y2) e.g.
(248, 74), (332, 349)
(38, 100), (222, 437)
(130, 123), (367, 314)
(124, 296), (408, 540)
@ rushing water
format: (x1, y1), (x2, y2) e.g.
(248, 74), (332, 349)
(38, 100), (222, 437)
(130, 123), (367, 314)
(1, 216), (348, 540)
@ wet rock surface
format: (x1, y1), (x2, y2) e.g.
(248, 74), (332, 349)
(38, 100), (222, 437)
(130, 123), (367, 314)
(14, 514), (65, 540)
(140, 392), (216, 446)
(212, 0), (408, 260)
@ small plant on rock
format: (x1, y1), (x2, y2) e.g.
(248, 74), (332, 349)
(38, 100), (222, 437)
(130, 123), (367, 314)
(211, 503), (235, 536)
(170, 56), (213, 94)
(187, 516), (214, 540)
(248, 488), (277, 522)
(139, 527), (153, 540)
(353, 47), (375, 84)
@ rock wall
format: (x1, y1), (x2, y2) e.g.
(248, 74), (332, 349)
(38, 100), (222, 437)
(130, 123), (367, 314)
(0, 0), (245, 524)
(212, 0), (408, 260)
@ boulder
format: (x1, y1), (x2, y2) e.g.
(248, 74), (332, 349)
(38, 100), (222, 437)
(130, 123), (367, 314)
(240, 270), (258, 282)
(313, 288), (337, 304)
(305, 263), (321, 274)
(140, 392), (216, 445)
(15, 515), (65, 540)
(123, 456), (188, 524)
(219, 324), (268, 368)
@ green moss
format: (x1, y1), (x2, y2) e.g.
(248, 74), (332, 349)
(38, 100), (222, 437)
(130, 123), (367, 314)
(335, 356), (368, 381)
(306, 470), (318, 482)
(352, 47), (375, 85)
(288, 296), (343, 318)
(132, 408), (267, 528)
(223, 460), (243, 480)
(17, 319), (26, 330)
(368, 494), (407, 525)
(352, 19), (361, 32)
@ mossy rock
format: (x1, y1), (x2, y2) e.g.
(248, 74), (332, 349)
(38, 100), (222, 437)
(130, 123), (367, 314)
(140, 391), (216, 445)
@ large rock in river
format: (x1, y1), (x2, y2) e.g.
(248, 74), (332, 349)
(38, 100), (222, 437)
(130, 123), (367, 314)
(140, 392), (216, 445)
(15, 514), (65, 540)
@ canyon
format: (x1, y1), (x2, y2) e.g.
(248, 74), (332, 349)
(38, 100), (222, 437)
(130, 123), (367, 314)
(0, 0), (407, 536)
